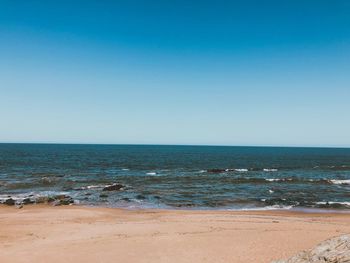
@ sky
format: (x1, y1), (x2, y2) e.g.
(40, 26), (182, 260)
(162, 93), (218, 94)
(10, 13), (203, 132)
(0, 0), (349, 147)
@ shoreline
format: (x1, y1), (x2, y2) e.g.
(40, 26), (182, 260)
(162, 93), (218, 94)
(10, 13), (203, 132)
(1, 205), (350, 263)
(4, 201), (350, 214)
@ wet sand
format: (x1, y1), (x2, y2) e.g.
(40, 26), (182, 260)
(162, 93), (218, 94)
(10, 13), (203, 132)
(0, 206), (349, 263)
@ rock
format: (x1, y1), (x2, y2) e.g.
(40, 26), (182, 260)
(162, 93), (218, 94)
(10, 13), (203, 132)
(53, 195), (74, 205)
(36, 196), (53, 204)
(99, 194), (108, 198)
(22, 198), (34, 205)
(34, 194), (74, 206)
(102, 183), (124, 191)
(59, 198), (74, 205)
(4, 198), (15, 206)
(136, 194), (145, 200)
(272, 235), (350, 263)
(41, 177), (55, 185)
(54, 194), (67, 200)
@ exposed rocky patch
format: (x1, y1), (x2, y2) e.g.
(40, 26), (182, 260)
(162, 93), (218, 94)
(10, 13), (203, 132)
(4, 198), (15, 206)
(102, 183), (124, 191)
(272, 234), (350, 263)
(0, 194), (74, 206)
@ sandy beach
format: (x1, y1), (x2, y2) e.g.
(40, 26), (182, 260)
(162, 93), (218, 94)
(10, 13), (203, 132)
(0, 206), (349, 263)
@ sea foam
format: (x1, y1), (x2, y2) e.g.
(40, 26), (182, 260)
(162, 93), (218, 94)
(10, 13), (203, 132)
(329, 179), (350, 185)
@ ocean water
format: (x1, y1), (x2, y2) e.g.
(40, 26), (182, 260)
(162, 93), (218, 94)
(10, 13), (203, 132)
(0, 143), (349, 210)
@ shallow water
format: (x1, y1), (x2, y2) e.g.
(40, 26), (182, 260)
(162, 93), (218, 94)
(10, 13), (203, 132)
(0, 144), (349, 210)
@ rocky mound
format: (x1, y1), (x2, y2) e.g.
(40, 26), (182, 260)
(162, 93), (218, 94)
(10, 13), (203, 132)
(272, 234), (350, 263)
(0, 194), (74, 207)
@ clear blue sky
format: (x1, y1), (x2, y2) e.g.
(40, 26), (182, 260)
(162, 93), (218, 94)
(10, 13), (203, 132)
(1, 0), (349, 147)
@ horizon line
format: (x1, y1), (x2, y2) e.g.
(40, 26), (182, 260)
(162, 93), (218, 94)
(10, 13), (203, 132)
(0, 141), (349, 149)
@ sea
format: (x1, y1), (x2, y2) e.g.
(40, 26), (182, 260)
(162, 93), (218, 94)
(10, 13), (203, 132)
(0, 143), (349, 211)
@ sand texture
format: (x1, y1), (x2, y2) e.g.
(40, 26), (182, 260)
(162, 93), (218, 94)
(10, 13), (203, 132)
(0, 206), (350, 263)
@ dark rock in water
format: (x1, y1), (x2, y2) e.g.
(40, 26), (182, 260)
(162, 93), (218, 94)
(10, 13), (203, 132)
(53, 195), (74, 205)
(207, 169), (226, 173)
(34, 194), (74, 206)
(36, 196), (55, 204)
(59, 198), (74, 205)
(136, 194), (145, 200)
(22, 198), (34, 205)
(1, 194), (71, 206)
(41, 177), (55, 185)
(54, 195), (66, 200)
(99, 194), (108, 198)
(154, 195), (161, 199)
(121, 197), (130, 201)
(272, 235), (350, 263)
(4, 198), (15, 206)
(102, 183), (124, 191)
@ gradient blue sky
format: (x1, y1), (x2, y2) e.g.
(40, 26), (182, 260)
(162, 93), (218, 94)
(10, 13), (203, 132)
(1, 0), (349, 147)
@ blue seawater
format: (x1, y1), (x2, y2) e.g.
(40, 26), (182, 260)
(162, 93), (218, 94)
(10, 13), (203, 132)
(0, 144), (349, 210)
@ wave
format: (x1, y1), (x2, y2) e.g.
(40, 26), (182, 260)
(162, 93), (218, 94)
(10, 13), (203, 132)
(239, 205), (293, 211)
(79, 184), (106, 190)
(146, 172), (157, 175)
(265, 178), (292, 182)
(234, 169), (249, 172)
(329, 179), (350, 185)
(260, 198), (350, 210)
(205, 165), (350, 173)
(206, 168), (279, 173)
(263, 168), (278, 172)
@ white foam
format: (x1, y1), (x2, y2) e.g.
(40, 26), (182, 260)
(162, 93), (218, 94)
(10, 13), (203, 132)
(80, 185), (105, 190)
(266, 178), (279, 182)
(122, 168), (130, 171)
(268, 189), (274, 194)
(263, 168), (278, 172)
(265, 178), (292, 182)
(234, 169), (248, 172)
(329, 179), (350, 185)
(239, 205), (293, 211)
(146, 172), (157, 175)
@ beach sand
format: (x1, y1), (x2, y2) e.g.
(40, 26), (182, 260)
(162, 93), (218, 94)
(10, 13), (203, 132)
(0, 206), (349, 263)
